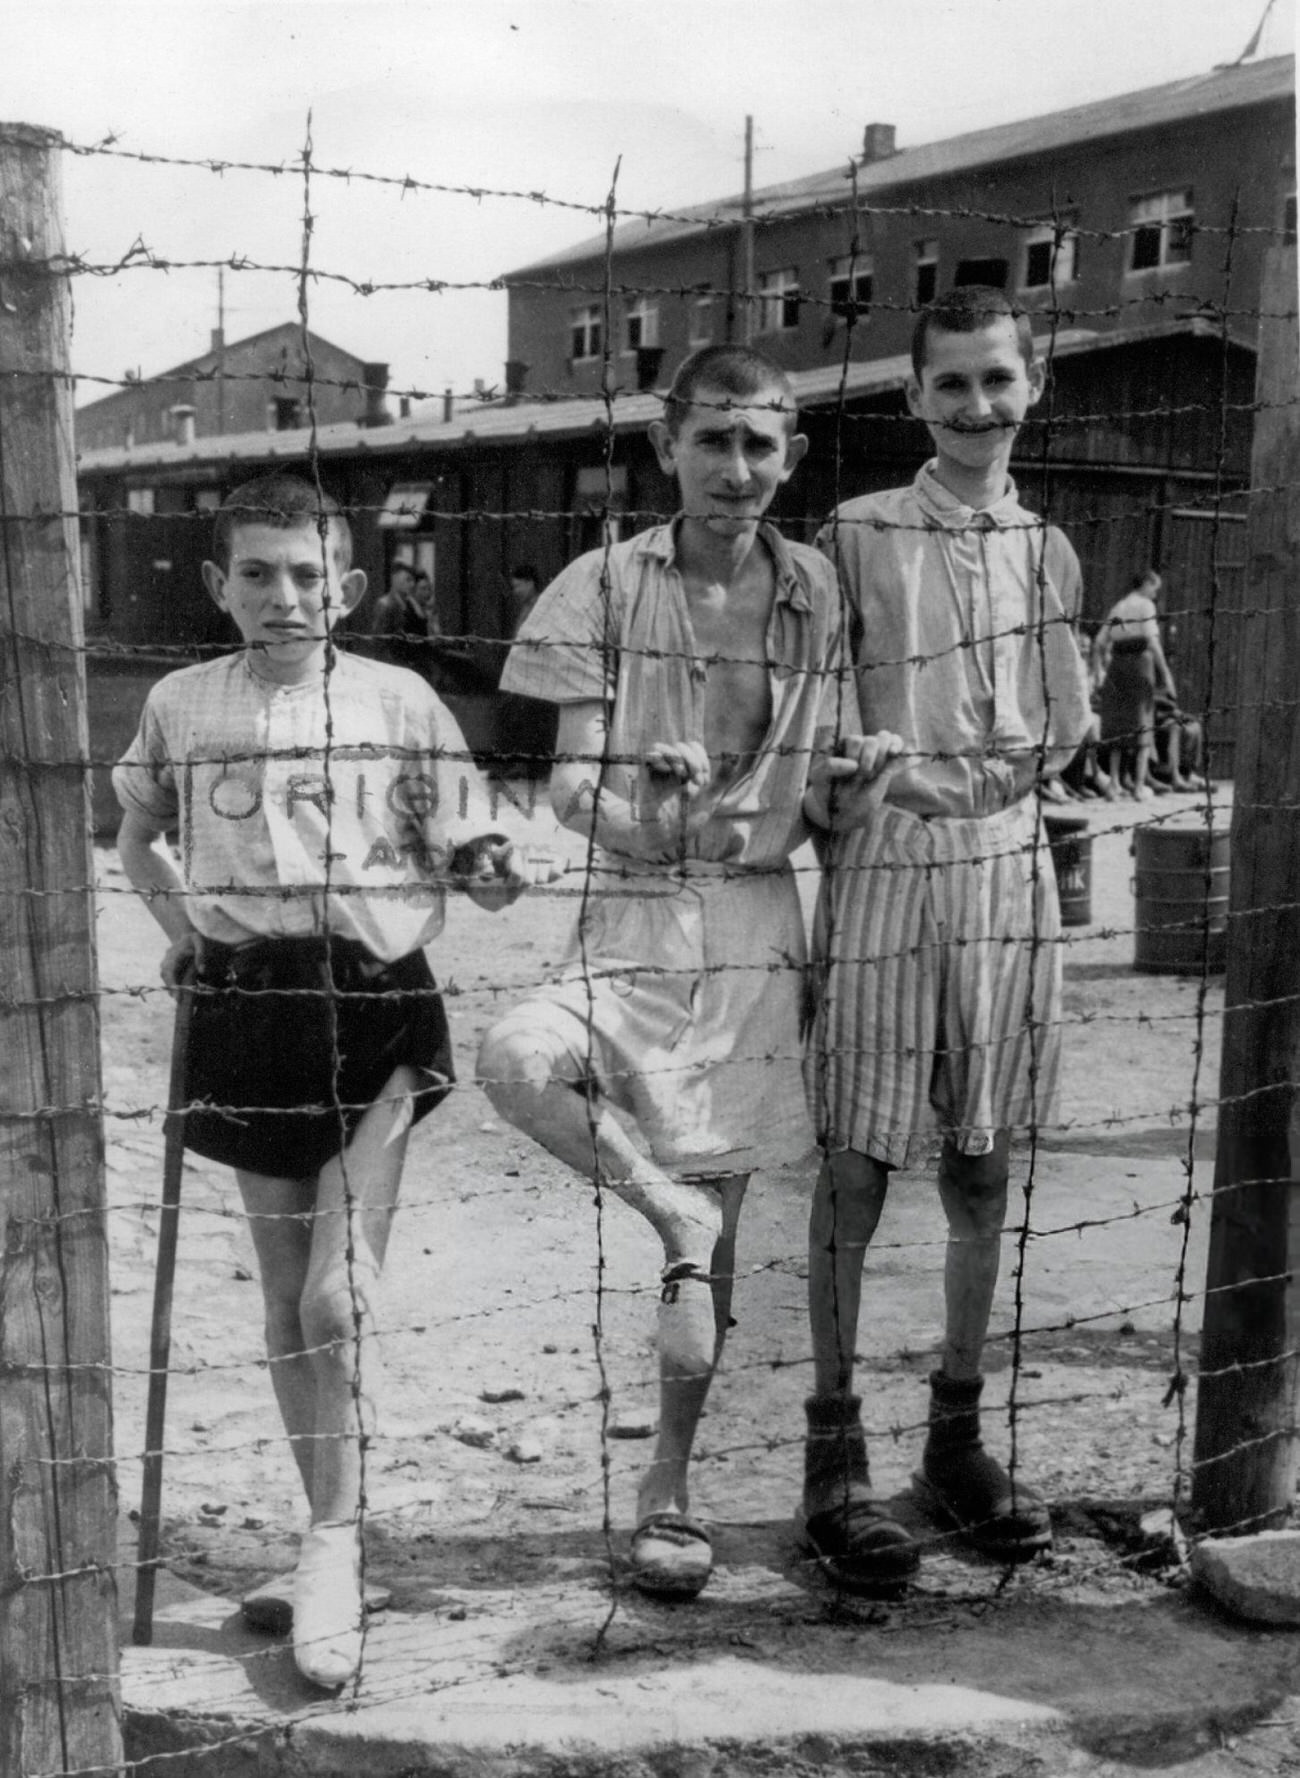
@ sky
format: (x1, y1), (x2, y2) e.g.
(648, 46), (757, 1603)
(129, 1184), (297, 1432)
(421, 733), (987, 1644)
(3, 0), (1294, 409)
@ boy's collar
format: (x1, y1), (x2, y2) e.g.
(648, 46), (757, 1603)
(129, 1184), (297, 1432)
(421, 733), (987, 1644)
(915, 460), (1022, 528)
(645, 518), (812, 611)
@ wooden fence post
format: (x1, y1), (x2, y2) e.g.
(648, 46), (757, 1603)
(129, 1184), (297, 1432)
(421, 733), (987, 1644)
(1191, 244), (1300, 1532)
(0, 124), (124, 1773)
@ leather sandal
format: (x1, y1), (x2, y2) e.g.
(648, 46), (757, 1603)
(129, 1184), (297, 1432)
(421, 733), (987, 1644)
(629, 1511), (714, 1602)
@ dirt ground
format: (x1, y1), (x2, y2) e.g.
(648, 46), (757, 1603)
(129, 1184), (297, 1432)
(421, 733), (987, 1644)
(99, 777), (1292, 1770)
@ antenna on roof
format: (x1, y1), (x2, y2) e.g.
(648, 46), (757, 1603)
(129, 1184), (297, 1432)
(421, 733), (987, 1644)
(1228, 0), (1280, 65)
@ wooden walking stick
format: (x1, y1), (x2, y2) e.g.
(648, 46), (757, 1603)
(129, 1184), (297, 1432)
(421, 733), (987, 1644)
(133, 965), (195, 1646)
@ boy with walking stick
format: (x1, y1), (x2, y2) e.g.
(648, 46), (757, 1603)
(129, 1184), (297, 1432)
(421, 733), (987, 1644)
(114, 474), (556, 1689)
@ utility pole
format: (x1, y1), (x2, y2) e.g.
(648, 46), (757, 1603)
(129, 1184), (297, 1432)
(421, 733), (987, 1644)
(0, 121), (123, 1777)
(741, 115), (755, 345)
(215, 264), (226, 433)
(1191, 244), (1300, 1531)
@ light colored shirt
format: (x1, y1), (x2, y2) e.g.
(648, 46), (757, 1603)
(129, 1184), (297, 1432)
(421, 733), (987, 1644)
(501, 521), (851, 868)
(817, 463), (1092, 819)
(113, 650), (495, 961)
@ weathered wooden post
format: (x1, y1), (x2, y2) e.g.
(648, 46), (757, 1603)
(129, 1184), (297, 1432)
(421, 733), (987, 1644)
(0, 124), (124, 1772)
(1192, 244), (1300, 1531)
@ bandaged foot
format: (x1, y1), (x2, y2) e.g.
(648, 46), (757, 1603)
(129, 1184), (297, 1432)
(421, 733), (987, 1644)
(292, 1521), (364, 1689)
(657, 1260), (716, 1380)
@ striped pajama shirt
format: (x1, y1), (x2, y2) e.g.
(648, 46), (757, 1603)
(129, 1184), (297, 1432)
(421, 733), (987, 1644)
(809, 465), (1093, 1164)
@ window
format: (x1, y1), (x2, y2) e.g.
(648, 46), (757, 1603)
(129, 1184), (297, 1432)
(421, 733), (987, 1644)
(828, 254), (874, 320)
(913, 239), (939, 306)
(378, 482), (433, 530)
(953, 257), (1009, 290)
(574, 464), (627, 552)
(1022, 220), (1080, 289)
(570, 304), (603, 361)
(623, 298), (659, 354)
(126, 488), (155, 517)
(758, 267), (800, 333)
(269, 397), (301, 430)
(1128, 189), (1195, 272)
(689, 294), (714, 348)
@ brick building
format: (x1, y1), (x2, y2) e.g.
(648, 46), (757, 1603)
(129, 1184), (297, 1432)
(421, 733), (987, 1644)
(75, 322), (389, 454)
(501, 55), (1294, 400)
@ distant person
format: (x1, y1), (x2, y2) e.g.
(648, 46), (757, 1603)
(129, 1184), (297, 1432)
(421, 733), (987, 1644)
(1152, 690), (1207, 792)
(478, 345), (893, 1602)
(411, 569), (440, 635)
(368, 559), (436, 677)
(506, 563), (543, 636)
(497, 563), (555, 777)
(114, 476), (557, 1689)
(803, 288), (1092, 1593)
(1093, 570), (1178, 801)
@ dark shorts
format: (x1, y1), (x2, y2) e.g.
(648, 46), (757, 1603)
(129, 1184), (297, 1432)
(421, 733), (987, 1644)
(1099, 637), (1156, 745)
(182, 935), (454, 1177)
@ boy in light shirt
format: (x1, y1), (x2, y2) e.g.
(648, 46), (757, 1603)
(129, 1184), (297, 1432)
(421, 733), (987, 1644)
(802, 288), (1092, 1592)
(115, 474), (556, 1687)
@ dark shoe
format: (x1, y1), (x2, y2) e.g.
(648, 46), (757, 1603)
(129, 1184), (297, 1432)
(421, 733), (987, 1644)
(799, 1394), (918, 1595)
(797, 1483), (918, 1595)
(915, 1371), (1051, 1563)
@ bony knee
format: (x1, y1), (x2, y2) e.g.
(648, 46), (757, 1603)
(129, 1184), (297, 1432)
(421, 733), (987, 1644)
(477, 1022), (564, 1116)
(300, 1271), (377, 1354)
(938, 1147), (1009, 1231)
(262, 1297), (304, 1353)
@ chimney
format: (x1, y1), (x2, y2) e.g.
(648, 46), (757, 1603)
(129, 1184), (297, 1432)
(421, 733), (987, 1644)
(504, 359), (528, 400)
(861, 122), (897, 164)
(210, 327), (225, 354)
(399, 395), (412, 419)
(442, 386), (455, 423)
(361, 362), (392, 427)
(635, 346), (665, 393)
(169, 404), (197, 447)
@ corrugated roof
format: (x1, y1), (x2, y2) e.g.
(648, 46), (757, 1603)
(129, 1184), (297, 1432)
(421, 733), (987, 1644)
(505, 55), (1295, 277)
(77, 316), (1249, 479)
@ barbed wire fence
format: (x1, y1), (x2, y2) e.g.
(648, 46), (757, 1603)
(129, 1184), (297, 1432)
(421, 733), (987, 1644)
(0, 106), (1296, 1777)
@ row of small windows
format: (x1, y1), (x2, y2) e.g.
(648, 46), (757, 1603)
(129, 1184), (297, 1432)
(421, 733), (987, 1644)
(568, 187), (1224, 360)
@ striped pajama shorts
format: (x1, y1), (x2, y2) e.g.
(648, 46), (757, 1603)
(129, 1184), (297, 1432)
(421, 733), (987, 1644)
(805, 798), (1062, 1166)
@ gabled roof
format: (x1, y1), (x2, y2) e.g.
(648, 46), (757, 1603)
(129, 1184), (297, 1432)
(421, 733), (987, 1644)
(76, 316), (1252, 478)
(505, 54), (1295, 278)
(75, 323), (369, 416)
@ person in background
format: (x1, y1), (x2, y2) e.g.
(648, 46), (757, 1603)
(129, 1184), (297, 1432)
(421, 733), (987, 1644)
(368, 558), (437, 677)
(506, 563), (542, 635)
(1093, 570), (1178, 801)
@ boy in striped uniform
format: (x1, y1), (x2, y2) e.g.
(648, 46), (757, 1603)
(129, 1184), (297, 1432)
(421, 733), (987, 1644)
(801, 288), (1092, 1592)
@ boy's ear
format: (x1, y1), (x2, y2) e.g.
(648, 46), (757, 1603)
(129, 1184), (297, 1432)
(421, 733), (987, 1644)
(338, 567), (368, 615)
(648, 418), (677, 476)
(904, 375), (925, 420)
(200, 560), (228, 608)
(1026, 358), (1046, 406)
(778, 431), (809, 481)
